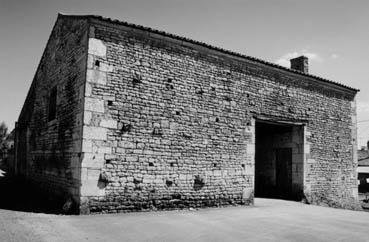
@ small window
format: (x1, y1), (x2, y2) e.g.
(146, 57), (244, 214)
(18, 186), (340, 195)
(48, 86), (57, 121)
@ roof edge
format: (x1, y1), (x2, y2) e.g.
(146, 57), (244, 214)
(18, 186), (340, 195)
(58, 13), (359, 93)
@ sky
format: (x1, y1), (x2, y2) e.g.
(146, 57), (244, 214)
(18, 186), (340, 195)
(1, 0), (369, 147)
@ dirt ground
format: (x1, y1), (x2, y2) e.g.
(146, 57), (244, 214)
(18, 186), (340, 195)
(1, 168), (369, 242)
(1, 198), (369, 241)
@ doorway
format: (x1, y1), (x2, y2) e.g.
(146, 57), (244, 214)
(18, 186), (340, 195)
(254, 120), (304, 200)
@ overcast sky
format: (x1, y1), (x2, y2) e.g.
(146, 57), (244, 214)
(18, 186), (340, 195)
(1, 0), (369, 146)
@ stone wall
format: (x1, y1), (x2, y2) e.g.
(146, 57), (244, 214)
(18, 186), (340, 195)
(79, 18), (359, 213)
(15, 15), (88, 203)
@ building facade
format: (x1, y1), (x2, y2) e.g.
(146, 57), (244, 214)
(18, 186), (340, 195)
(14, 14), (360, 214)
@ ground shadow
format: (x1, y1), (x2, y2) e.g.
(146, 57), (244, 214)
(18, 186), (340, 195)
(0, 164), (66, 214)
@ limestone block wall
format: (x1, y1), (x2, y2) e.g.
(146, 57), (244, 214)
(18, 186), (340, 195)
(15, 16), (88, 202)
(79, 18), (359, 213)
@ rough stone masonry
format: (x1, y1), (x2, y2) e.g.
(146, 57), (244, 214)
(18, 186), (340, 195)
(14, 14), (360, 214)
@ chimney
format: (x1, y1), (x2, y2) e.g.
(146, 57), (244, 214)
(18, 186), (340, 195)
(290, 56), (309, 74)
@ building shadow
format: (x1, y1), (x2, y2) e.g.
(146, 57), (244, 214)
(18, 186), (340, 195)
(0, 164), (65, 214)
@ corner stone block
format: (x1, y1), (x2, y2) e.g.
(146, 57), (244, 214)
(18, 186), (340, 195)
(246, 144), (255, 155)
(80, 197), (90, 215)
(88, 38), (106, 57)
(86, 69), (107, 85)
(87, 168), (101, 180)
(87, 54), (95, 69)
(85, 97), (104, 113)
(82, 139), (93, 152)
(84, 126), (107, 140)
(83, 111), (92, 125)
(304, 144), (310, 154)
(81, 180), (106, 196)
(85, 82), (92, 97)
(81, 153), (105, 168)
(244, 164), (254, 175)
(100, 119), (117, 129)
(243, 188), (254, 202)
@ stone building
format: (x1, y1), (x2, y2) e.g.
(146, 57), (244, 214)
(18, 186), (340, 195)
(14, 14), (360, 214)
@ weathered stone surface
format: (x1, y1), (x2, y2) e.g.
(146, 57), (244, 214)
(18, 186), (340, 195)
(86, 70), (107, 85)
(78, 18), (359, 213)
(81, 153), (105, 168)
(83, 126), (107, 140)
(99, 119), (117, 129)
(81, 179), (106, 196)
(88, 38), (106, 57)
(15, 14), (361, 214)
(14, 15), (88, 204)
(84, 98), (104, 113)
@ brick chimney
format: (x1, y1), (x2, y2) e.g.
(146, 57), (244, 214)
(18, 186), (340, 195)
(290, 56), (309, 74)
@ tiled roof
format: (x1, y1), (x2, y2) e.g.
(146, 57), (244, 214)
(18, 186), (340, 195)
(59, 13), (359, 93)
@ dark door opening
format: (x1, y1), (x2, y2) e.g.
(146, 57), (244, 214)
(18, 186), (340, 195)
(254, 121), (304, 201)
(276, 148), (292, 199)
